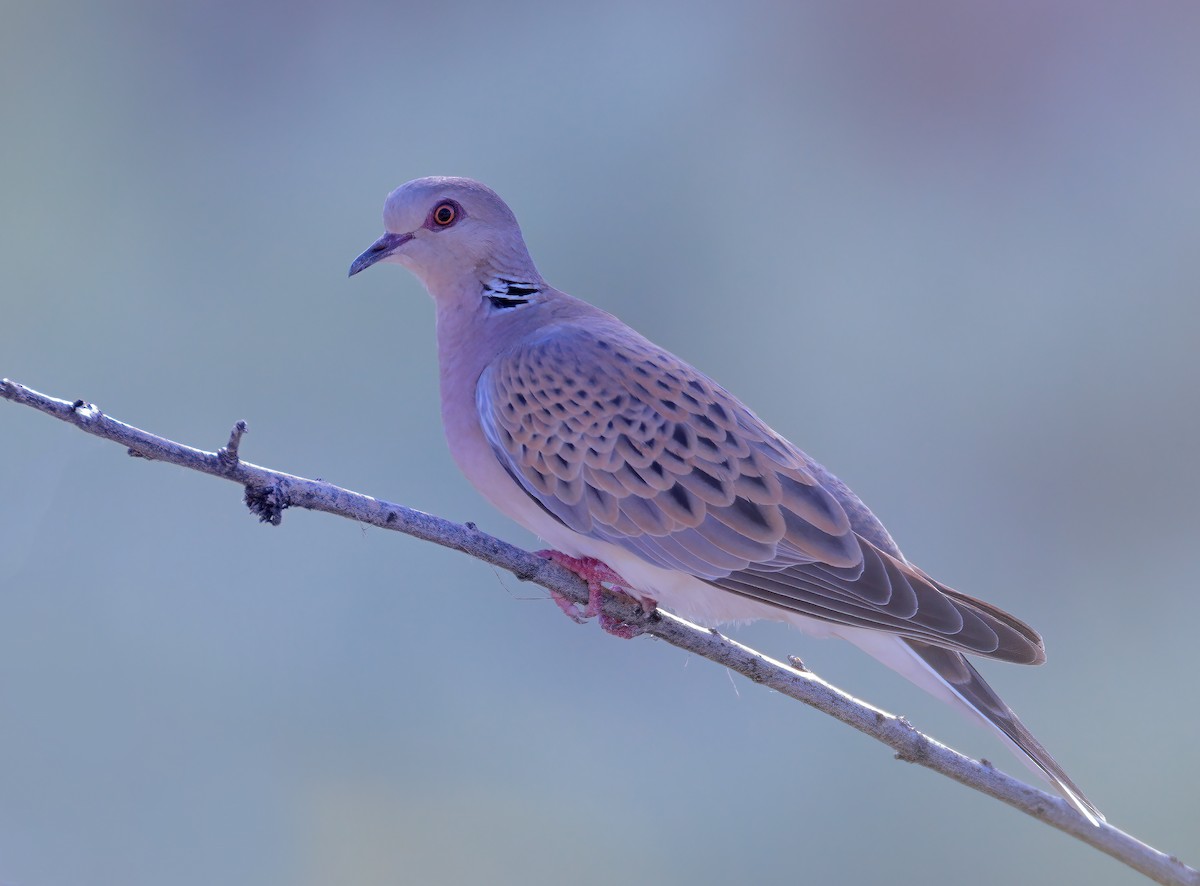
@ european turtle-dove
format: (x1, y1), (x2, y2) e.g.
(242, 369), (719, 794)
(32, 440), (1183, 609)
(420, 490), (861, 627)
(349, 176), (1101, 824)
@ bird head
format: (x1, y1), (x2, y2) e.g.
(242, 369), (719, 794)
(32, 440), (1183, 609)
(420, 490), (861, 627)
(349, 177), (543, 298)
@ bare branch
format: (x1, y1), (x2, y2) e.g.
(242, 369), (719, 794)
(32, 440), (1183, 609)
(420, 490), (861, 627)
(3, 377), (1195, 886)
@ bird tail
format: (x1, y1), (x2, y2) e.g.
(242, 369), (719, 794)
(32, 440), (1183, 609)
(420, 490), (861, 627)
(901, 638), (1103, 824)
(831, 625), (1103, 825)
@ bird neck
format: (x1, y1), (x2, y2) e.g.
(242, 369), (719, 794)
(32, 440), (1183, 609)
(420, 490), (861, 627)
(433, 289), (546, 468)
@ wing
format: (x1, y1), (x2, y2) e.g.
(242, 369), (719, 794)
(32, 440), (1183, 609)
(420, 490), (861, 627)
(477, 322), (1043, 664)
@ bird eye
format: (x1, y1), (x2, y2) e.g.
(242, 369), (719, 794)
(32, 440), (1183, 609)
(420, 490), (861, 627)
(432, 202), (457, 227)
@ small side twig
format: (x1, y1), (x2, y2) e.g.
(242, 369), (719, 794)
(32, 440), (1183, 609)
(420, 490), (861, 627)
(1, 377), (1195, 886)
(217, 420), (247, 468)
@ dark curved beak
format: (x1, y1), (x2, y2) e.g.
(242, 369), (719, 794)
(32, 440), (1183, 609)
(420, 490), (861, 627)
(348, 231), (413, 277)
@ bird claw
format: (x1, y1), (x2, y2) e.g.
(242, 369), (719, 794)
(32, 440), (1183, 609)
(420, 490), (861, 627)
(549, 588), (591, 624)
(536, 550), (649, 638)
(596, 612), (644, 639)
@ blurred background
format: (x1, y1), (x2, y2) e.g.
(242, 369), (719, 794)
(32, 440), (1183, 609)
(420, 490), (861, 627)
(2, 2), (1198, 884)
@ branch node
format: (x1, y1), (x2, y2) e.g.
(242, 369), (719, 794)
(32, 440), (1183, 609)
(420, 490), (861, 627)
(787, 655), (808, 672)
(244, 482), (287, 525)
(70, 399), (102, 425)
(217, 420), (248, 468)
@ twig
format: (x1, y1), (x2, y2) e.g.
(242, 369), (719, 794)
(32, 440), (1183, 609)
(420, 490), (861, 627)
(2, 378), (1195, 886)
(217, 419), (247, 468)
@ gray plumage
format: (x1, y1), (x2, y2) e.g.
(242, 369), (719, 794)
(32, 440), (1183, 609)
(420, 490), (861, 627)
(350, 176), (1101, 824)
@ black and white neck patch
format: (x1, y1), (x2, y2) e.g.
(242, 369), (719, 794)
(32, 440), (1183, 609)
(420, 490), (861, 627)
(483, 276), (540, 309)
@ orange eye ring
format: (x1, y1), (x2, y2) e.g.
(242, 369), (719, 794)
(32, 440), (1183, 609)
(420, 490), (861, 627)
(433, 202), (457, 226)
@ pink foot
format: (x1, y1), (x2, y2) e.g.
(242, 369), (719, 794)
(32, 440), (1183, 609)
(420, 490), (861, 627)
(536, 550), (653, 639)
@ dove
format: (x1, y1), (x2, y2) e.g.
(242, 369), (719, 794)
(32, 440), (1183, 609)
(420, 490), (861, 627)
(349, 176), (1101, 824)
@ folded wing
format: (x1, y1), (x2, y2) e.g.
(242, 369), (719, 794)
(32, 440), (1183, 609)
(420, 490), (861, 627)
(476, 322), (1044, 664)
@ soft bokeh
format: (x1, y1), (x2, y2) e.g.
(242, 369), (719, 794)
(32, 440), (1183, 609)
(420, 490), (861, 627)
(2, 2), (1198, 884)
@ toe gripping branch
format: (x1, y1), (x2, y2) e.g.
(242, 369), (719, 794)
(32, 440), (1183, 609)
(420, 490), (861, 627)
(535, 551), (653, 639)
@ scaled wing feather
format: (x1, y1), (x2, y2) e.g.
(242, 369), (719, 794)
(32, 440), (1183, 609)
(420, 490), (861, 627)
(476, 323), (1044, 664)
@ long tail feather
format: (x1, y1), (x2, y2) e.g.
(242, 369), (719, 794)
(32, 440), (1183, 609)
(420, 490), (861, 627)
(903, 639), (1103, 825)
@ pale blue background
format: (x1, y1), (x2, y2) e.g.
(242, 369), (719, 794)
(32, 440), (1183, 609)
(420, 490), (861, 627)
(2, 3), (1198, 884)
